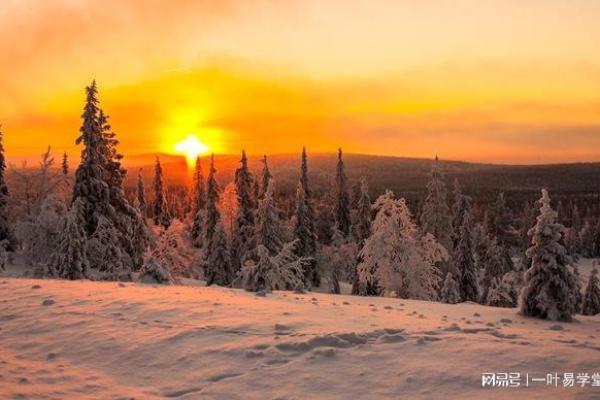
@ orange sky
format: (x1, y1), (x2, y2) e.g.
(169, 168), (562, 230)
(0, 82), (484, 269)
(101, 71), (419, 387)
(1, 0), (600, 164)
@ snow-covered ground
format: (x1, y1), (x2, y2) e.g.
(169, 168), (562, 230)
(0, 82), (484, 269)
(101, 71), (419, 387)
(1, 275), (599, 400)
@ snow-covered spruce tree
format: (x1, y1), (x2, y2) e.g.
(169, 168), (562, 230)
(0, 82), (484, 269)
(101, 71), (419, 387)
(240, 241), (307, 292)
(255, 179), (285, 255)
(455, 197), (479, 302)
(72, 82), (113, 236)
(334, 148), (351, 238)
(520, 189), (578, 321)
(190, 157), (206, 247)
(352, 176), (371, 245)
(136, 169), (146, 216)
(293, 147), (319, 286)
(71, 82), (149, 274)
(420, 156), (452, 253)
(259, 154), (272, 200)
(231, 150), (256, 273)
(440, 272), (460, 304)
(480, 237), (510, 303)
(205, 217), (232, 286)
(204, 154), (220, 248)
(357, 191), (447, 300)
(582, 268), (600, 316)
(51, 198), (89, 280)
(152, 157), (171, 229)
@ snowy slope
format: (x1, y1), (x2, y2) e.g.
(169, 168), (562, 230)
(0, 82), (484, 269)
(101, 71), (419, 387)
(1, 277), (599, 400)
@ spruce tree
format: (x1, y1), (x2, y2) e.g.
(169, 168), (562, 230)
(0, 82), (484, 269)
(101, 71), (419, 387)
(0, 125), (12, 250)
(136, 169), (146, 215)
(205, 218), (231, 286)
(190, 157), (206, 246)
(205, 154), (220, 248)
(190, 156), (206, 218)
(489, 192), (512, 245)
(231, 150), (255, 273)
(480, 237), (510, 303)
(259, 154), (272, 200)
(153, 157), (171, 229)
(420, 156), (452, 252)
(52, 198), (89, 280)
(352, 176), (371, 245)
(294, 147), (319, 286)
(71, 81), (148, 274)
(61, 152), (69, 175)
(455, 197), (479, 302)
(334, 148), (351, 237)
(520, 189), (578, 321)
(72, 81), (112, 236)
(255, 179), (284, 255)
(582, 268), (600, 316)
(441, 272), (460, 304)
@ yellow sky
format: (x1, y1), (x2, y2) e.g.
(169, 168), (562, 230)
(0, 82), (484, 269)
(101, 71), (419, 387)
(1, 0), (600, 164)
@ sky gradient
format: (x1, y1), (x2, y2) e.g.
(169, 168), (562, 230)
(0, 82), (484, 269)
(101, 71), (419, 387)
(1, 0), (600, 164)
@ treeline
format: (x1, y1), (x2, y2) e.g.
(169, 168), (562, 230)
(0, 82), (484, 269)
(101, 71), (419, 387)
(0, 81), (599, 322)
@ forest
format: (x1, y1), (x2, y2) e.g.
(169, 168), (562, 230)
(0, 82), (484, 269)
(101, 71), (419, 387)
(1, 81), (599, 323)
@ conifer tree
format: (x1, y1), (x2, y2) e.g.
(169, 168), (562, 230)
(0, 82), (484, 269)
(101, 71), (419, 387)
(0, 125), (12, 250)
(480, 237), (510, 303)
(231, 150), (256, 273)
(72, 81), (112, 236)
(259, 154), (272, 200)
(205, 218), (231, 286)
(205, 154), (220, 248)
(520, 189), (578, 321)
(489, 192), (512, 245)
(255, 179), (284, 255)
(573, 265), (584, 312)
(420, 156), (452, 251)
(52, 198), (89, 280)
(334, 148), (351, 237)
(441, 272), (460, 304)
(190, 157), (206, 246)
(136, 169), (146, 215)
(352, 177), (371, 245)
(61, 152), (69, 175)
(582, 268), (600, 316)
(455, 197), (479, 302)
(451, 183), (468, 250)
(153, 157), (171, 229)
(71, 81), (148, 274)
(294, 147), (319, 286)
(190, 156), (206, 218)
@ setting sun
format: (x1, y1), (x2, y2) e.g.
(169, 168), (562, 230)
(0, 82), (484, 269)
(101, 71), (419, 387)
(174, 134), (209, 166)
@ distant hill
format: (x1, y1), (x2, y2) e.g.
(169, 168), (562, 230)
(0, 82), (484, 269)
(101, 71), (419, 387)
(124, 152), (600, 205)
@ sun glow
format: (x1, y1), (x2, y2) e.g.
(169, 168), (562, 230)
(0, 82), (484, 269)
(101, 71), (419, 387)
(174, 134), (210, 166)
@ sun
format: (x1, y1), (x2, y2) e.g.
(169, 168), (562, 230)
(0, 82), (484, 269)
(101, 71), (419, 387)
(174, 134), (210, 166)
